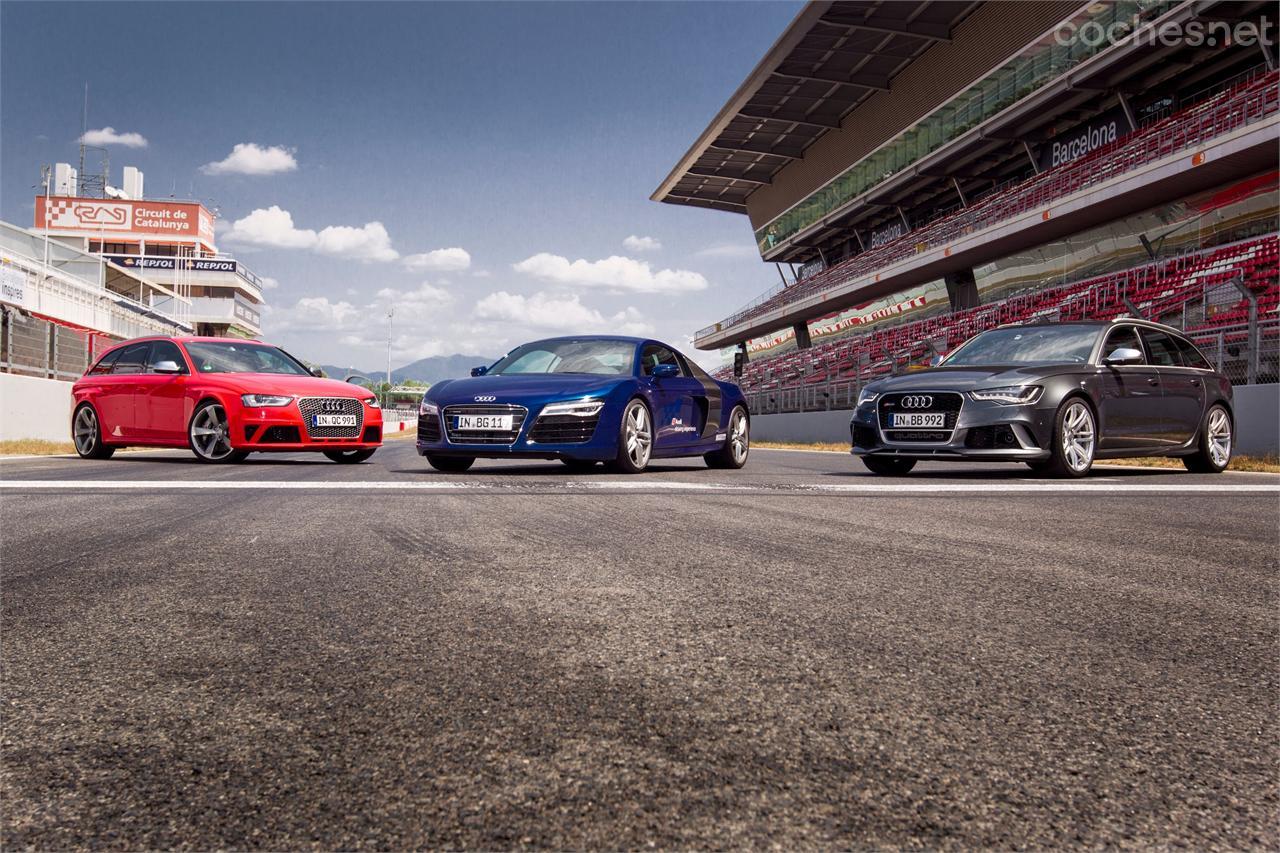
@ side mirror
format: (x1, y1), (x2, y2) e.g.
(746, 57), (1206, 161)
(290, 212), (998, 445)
(651, 363), (679, 380)
(470, 365), (488, 377)
(1103, 347), (1144, 366)
(310, 366), (326, 377)
(153, 360), (182, 374)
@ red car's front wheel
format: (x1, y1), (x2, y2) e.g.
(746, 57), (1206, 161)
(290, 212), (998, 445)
(189, 401), (249, 464)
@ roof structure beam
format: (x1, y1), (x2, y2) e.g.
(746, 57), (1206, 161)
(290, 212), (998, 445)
(708, 139), (805, 159)
(686, 166), (773, 186)
(737, 108), (842, 129)
(772, 69), (892, 91)
(815, 15), (953, 42)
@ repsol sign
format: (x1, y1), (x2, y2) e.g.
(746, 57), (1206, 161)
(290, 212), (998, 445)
(1038, 107), (1134, 171)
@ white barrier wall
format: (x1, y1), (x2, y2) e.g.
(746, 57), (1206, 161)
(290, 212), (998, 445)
(0, 374), (74, 442)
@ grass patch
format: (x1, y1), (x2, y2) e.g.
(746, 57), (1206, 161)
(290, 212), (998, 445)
(1, 439), (79, 456)
(754, 440), (1278, 472)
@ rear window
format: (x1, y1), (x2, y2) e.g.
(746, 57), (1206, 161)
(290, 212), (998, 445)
(111, 342), (152, 375)
(1173, 335), (1212, 370)
(88, 349), (122, 375)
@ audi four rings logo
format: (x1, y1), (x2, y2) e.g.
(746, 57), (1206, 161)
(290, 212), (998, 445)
(322, 399), (344, 412)
(900, 395), (934, 409)
(474, 395), (497, 402)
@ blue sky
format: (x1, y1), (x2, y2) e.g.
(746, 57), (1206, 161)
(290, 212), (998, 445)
(2, 0), (801, 368)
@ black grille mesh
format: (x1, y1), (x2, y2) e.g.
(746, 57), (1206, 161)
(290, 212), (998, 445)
(297, 397), (363, 439)
(878, 392), (963, 443)
(529, 414), (601, 444)
(419, 414), (442, 442)
(443, 404), (527, 445)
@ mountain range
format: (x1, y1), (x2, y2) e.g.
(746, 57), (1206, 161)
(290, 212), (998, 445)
(317, 353), (494, 386)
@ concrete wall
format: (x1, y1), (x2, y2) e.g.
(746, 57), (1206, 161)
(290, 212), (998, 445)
(1234, 383), (1278, 456)
(751, 384), (1279, 457)
(0, 374), (73, 442)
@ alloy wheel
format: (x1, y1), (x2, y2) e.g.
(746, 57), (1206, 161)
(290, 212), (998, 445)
(1207, 407), (1232, 468)
(73, 407), (97, 456)
(1061, 400), (1095, 473)
(730, 408), (749, 465)
(191, 404), (235, 461)
(624, 402), (652, 469)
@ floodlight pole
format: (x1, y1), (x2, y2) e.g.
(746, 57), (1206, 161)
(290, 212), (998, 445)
(385, 308), (394, 402)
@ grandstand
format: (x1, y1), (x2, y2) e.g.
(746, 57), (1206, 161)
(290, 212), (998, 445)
(654, 0), (1279, 413)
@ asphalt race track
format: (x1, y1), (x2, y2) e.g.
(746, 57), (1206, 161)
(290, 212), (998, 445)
(2, 440), (1278, 849)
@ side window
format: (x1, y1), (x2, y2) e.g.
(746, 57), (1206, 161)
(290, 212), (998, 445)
(1139, 329), (1183, 367)
(678, 353), (711, 380)
(1103, 326), (1145, 362)
(1173, 335), (1211, 370)
(640, 345), (682, 376)
(111, 342), (152, 375)
(88, 349), (122, 376)
(146, 340), (189, 374)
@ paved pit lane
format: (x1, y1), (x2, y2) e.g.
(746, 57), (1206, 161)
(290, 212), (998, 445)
(2, 442), (1277, 848)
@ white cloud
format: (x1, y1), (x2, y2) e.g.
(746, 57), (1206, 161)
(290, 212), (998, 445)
(512, 253), (707, 294)
(695, 243), (759, 260)
(375, 281), (454, 311)
(223, 206), (398, 262)
(200, 143), (298, 176)
(259, 276), (280, 290)
(474, 291), (651, 336)
(315, 222), (398, 262)
(402, 247), (471, 272)
(266, 296), (360, 332)
(80, 127), (148, 148)
(623, 235), (661, 252)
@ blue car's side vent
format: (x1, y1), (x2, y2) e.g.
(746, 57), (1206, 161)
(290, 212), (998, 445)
(528, 414), (601, 445)
(419, 414), (442, 443)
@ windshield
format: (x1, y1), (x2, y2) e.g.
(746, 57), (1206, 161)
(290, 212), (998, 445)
(184, 341), (312, 375)
(943, 325), (1099, 366)
(489, 340), (636, 376)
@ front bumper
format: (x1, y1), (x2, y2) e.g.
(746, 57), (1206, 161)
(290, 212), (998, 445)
(849, 395), (1054, 461)
(415, 409), (615, 460)
(232, 404), (383, 452)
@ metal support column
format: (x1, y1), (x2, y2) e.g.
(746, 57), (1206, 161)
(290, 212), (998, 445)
(1022, 140), (1040, 174)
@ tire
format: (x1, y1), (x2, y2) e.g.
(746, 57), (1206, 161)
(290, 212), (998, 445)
(560, 459), (599, 472)
(705, 405), (750, 469)
(1182, 404), (1232, 473)
(861, 456), (916, 476)
(426, 454), (474, 473)
(1039, 397), (1096, 478)
(72, 404), (115, 460)
(325, 449), (376, 464)
(610, 398), (653, 474)
(189, 401), (249, 464)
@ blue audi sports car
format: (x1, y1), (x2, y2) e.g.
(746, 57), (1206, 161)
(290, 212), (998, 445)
(416, 336), (749, 473)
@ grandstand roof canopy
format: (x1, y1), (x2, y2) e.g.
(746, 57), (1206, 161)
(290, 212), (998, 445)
(651, 0), (983, 214)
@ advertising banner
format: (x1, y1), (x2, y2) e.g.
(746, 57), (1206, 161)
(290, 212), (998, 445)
(0, 261), (35, 311)
(1036, 106), (1134, 172)
(35, 196), (213, 241)
(107, 256), (237, 273)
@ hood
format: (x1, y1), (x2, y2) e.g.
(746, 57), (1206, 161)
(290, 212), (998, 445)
(867, 364), (1080, 393)
(429, 373), (630, 404)
(217, 374), (374, 398)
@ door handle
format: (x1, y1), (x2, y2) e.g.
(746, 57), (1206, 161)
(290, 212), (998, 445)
(1189, 378), (1201, 387)
(1147, 378), (1159, 386)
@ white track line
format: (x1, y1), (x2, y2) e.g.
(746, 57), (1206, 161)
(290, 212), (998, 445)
(1, 479), (1276, 494)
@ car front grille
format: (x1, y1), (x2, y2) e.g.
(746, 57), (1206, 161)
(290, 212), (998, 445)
(298, 397), (364, 439)
(528, 413), (601, 445)
(878, 392), (962, 443)
(442, 404), (527, 445)
(419, 413), (442, 442)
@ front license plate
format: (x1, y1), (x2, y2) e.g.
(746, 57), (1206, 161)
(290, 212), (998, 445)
(892, 412), (945, 428)
(314, 414), (357, 427)
(455, 414), (513, 431)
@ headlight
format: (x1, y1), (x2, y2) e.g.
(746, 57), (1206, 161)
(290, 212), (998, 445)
(968, 385), (1042, 405)
(857, 388), (879, 406)
(420, 400), (439, 416)
(364, 396), (380, 409)
(241, 394), (293, 407)
(541, 398), (605, 417)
